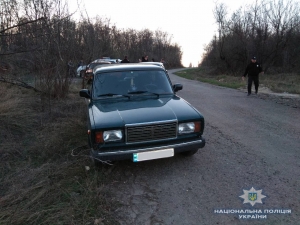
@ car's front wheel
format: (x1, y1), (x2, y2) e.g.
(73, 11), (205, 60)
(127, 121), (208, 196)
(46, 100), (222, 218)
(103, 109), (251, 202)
(180, 149), (198, 156)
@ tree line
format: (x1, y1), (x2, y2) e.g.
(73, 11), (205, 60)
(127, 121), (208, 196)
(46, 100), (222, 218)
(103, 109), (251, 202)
(201, 0), (300, 75)
(0, 0), (182, 97)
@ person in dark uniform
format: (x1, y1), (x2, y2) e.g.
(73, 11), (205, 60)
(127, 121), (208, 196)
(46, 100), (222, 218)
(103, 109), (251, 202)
(242, 56), (264, 96)
(142, 55), (148, 62)
(121, 55), (130, 63)
(67, 59), (75, 77)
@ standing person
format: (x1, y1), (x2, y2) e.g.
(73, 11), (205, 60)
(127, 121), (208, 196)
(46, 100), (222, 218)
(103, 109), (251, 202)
(77, 60), (85, 77)
(67, 59), (75, 77)
(160, 58), (165, 64)
(242, 56), (264, 96)
(142, 55), (149, 62)
(78, 59), (84, 67)
(121, 55), (130, 63)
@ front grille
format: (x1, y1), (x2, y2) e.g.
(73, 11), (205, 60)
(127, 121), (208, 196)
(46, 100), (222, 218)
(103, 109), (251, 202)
(126, 122), (177, 143)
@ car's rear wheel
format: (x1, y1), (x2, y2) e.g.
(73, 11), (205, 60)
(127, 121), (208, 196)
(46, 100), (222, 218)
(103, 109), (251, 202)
(180, 149), (198, 156)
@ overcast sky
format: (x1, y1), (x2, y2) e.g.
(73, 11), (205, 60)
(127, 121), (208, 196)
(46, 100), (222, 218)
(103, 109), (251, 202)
(71, 0), (255, 67)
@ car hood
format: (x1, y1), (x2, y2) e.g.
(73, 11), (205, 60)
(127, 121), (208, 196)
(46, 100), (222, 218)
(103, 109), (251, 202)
(90, 96), (203, 129)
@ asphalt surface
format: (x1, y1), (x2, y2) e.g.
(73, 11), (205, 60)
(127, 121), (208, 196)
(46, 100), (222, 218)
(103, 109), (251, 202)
(103, 68), (300, 225)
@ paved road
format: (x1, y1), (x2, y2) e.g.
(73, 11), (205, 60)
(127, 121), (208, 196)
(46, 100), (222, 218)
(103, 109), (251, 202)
(103, 69), (300, 225)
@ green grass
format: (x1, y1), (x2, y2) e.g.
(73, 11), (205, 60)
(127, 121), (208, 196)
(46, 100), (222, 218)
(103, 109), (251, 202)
(175, 67), (300, 94)
(175, 68), (245, 90)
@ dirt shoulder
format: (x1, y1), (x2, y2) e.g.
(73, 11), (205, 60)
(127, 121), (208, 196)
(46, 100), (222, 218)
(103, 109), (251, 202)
(239, 85), (300, 108)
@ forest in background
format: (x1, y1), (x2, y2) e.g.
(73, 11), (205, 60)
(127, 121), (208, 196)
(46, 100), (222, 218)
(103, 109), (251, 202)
(201, 0), (300, 75)
(1, 0), (300, 97)
(0, 0), (182, 97)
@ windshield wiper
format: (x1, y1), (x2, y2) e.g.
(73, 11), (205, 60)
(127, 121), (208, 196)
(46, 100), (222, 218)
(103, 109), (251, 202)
(97, 93), (130, 98)
(127, 91), (160, 97)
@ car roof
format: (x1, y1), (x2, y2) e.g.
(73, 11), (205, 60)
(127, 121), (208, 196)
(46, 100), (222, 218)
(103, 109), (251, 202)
(90, 61), (111, 65)
(139, 62), (163, 66)
(138, 62), (165, 69)
(88, 61), (111, 68)
(94, 63), (165, 74)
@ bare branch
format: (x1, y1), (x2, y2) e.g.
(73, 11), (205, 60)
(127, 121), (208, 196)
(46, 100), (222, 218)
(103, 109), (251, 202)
(0, 17), (46, 34)
(0, 76), (41, 92)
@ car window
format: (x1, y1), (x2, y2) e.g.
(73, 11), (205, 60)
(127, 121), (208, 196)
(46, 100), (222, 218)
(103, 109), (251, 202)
(93, 70), (173, 98)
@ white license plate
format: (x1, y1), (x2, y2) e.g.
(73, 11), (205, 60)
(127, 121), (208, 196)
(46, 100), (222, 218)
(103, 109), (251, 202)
(133, 148), (174, 162)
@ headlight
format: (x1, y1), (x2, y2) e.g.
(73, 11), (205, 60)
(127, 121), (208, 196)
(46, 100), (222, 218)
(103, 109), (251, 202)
(103, 130), (122, 142)
(178, 122), (201, 134)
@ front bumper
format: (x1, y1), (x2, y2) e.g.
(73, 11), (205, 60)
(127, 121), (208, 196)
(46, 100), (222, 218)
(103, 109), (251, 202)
(91, 137), (205, 161)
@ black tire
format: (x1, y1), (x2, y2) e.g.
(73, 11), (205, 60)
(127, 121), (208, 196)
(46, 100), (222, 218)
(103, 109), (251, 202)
(180, 149), (198, 156)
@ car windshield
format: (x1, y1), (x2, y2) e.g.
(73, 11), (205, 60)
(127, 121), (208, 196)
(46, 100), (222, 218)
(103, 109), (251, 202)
(93, 70), (173, 98)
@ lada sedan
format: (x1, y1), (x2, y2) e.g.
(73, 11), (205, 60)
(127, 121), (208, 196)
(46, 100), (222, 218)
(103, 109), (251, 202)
(79, 64), (205, 165)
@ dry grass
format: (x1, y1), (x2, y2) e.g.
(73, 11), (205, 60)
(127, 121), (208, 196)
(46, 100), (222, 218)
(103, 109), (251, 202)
(0, 80), (119, 225)
(260, 73), (300, 94)
(176, 67), (300, 94)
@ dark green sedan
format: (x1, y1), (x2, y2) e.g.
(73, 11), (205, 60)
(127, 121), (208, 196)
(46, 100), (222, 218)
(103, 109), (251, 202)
(80, 64), (205, 165)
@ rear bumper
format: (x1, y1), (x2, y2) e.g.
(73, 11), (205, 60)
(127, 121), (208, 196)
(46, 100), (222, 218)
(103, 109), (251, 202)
(91, 137), (205, 161)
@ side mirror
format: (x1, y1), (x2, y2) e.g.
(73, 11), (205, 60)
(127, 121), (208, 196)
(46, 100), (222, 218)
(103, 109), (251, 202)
(173, 83), (183, 92)
(79, 89), (91, 98)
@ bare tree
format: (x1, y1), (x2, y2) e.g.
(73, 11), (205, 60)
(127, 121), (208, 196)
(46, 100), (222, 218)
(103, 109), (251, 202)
(203, 0), (300, 74)
(0, 0), (183, 102)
